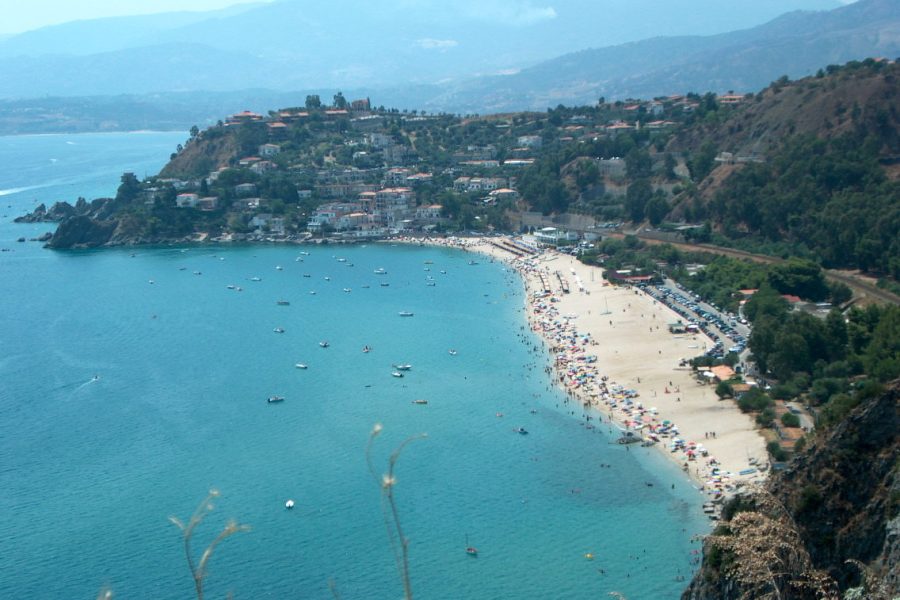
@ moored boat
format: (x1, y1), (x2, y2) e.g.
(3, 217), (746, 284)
(398, 311), (414, 317)
(267, 395), (285, 403)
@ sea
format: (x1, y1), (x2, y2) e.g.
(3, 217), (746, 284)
(0, 132), (710, 599)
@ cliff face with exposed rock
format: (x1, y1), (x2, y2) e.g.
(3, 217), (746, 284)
(683, 381), (900, 599)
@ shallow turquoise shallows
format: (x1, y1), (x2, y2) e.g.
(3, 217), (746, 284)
(0, 133), (709, 599)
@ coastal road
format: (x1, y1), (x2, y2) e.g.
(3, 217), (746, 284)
(606, 232), (900, 307)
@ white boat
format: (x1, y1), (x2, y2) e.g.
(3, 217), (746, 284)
(319, 341), (329, 348)
(412, 399), (428, 405)
(426, 282), (436, 286)
(295, 363), (308, 369)
(343, 288), (352, 293)
(398, 311), (414, 317)
(448, 349), (458, 355)
(226, 284), (235, 289)
(285, 499), (295, 509)
(391, 371), (404, 378)
(250, 276), (261, 281)
(275, 266), (283, 270)
(374, 268), (387, 274)
(337, 258), (346, 262)
(393, 364), (412, 370)
(273, 327), (285, 333)
(276, 300), (290, 305)
(267, 395), (285, 403)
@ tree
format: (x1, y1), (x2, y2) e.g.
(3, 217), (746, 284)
(645, 193), (669, 226)
(116, 172), (141, 203)
(333, 91), (347, 109)
(625, 178), (653, 222)
(190, 125), (200, 138)
(305, 95), (321, 110)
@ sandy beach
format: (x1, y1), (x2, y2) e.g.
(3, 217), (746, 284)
(399, 235), (769, 501)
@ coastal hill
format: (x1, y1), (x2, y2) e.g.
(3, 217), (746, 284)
(19, 60), (900, 284)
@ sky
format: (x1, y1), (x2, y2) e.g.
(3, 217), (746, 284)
(0, 0), (273, 35)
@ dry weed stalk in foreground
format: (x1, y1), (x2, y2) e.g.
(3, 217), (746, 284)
(366, 423), (427, 600)
(707, 490), (838, 600)
(169, 489), (250, 600)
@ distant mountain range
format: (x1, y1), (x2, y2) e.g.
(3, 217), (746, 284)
(0, 0), (841, 97)
(427, 0), (900, 112)
(0, 0), (897, 132)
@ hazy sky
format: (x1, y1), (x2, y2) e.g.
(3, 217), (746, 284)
(0, 0), (860, 36)
(0, 0), (273, 34)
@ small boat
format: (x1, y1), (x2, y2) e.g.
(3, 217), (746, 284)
(267, 396), (285, 403)
(285, 499), (295, 509)
(380, 283), (390, 287)
(393, 364), (412, 371)
(250, 276), (261, 281)
(424, 260), (433, 264)
(303, 274), (311, 278)
(193, 271), (202, 275)
(309, 291), (316, 295)
(440, 270), (447, 274)
(398, 311), (414, 317)
(275, 266), (283, 270)
(362, 284), (371, 289)
(273, 327), (285, 333)
(363, 346), (371, 353)
(295, 363), (308, 369)
(324, 276), (331, 281)
(343, 288), (352, 293)
(374, 268), (387, 274)
(319, 341), (329, 348)
(468, 260), (478, 265)
(300, 251), (310, 256)
(515, 427), (529, 435)
(412, 399), (428, 405)
(426, 282), (436, 287)
(448, 349), (458, 356)
(337, 258), (346, 262)
(227, 284), (235, 290)
(276, 300), (290, 306)
(466, 535), (478, 557)
(391, 371), (404, 378)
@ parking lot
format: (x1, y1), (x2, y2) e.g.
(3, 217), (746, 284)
(641, 277), (751, 363)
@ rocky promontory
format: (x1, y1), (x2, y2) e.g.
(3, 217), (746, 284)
(683, 380), (900, 600)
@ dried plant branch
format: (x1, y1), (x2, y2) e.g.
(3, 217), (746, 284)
(366, 423), (427, 600)
(706, 489), (839, 600)
(169, 489), (250, 600)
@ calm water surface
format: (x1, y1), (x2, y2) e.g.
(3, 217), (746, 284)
(0, 132), (710, 599)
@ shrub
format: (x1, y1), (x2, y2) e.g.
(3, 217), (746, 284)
(767, 441), (788, 462)
(781, 412), (801, 428)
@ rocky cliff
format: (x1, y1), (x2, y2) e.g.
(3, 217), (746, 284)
(683, 380), (899, 599)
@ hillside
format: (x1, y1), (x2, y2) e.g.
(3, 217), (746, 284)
(671, 60), (900, 279)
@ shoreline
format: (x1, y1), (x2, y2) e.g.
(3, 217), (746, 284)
(395, 235), (769, 502)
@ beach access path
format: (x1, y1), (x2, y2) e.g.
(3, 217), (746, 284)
(411, 235), (769, 498)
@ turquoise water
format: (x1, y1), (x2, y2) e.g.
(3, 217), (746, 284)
(0, 133), (709, 599)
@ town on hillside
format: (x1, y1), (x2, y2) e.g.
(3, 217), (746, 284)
(126, 90), (715, 244)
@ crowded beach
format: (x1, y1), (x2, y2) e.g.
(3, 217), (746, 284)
(396, 234), (769, 505)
